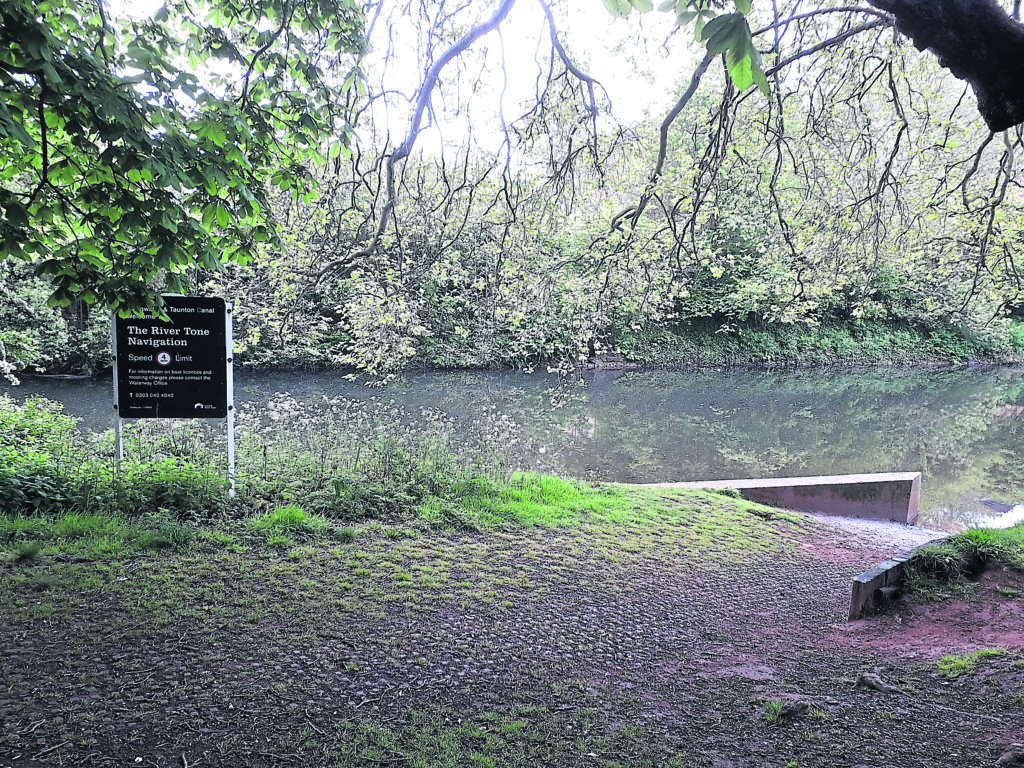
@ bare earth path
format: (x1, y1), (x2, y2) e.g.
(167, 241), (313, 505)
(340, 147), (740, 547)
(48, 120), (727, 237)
(2, 494), (1023, 768)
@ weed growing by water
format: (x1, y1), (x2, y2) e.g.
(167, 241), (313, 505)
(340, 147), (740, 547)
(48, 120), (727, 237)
(903, 542), (969, 599)
(912, 542), (968, 580)
(903, 525), (1024, 600)
(954, 526), (1024, 569)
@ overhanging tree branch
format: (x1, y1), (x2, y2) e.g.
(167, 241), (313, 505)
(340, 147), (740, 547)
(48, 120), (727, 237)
(314, 0), (519, 283)
(763, 19), (892, 79)
(604, 51), (715, 237)
(866, 0), (1024, 131)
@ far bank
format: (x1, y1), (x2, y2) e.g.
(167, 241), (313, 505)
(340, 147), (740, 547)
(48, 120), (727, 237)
(5, 302), (1024, 378)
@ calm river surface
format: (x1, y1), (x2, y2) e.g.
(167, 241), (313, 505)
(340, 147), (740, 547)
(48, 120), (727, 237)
(5, 366), (1024, 531)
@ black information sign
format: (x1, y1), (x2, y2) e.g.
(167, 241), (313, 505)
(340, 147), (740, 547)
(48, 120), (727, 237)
(114, 296), (229, 419)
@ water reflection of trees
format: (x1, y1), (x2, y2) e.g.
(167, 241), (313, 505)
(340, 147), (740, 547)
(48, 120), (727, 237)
(11, 367), (1023, 517)
(415, 368), (1024, 511)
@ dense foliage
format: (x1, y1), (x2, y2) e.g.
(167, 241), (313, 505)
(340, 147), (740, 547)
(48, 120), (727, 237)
(2, 0), (1023, 377)
(0, 0), (364, 312)
(0, 392), (525, 526)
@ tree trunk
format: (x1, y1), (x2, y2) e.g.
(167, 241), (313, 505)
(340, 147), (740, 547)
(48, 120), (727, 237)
(868, 0), (1024, 131)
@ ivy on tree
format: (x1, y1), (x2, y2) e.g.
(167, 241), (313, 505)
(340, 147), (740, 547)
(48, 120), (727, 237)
(0, 0), (364, 313)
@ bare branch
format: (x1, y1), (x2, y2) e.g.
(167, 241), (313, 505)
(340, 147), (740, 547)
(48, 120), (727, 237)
(752, 6), (893, 37)
(604, 51), (714, 236)
(315, 0), (519, 283)
(764, 20), (892, 79)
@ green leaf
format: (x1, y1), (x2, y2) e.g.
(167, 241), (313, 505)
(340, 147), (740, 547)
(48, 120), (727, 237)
(5, 202), (29, 229)
(657, 0), (677, 10)
(726, 49), (754, 90)
(40, 62), (61, 86)
(735, 0), (751, 13)
(705, 27), (741, 55)
(751, 55), (771, 95)
(630, 0), (654, 11)
(602, 0), (633, 17)
(699, 12), (739, 43)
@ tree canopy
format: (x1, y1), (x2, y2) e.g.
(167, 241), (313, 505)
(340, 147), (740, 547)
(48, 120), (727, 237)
(2, 0), (1024, 377)
(0, 0), (364, 312)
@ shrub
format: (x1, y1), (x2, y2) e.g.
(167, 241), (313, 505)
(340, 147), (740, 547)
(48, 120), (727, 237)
(119, 459), (228, 519)
(0, 395), (79, 455)
(0, 447), (68, 514)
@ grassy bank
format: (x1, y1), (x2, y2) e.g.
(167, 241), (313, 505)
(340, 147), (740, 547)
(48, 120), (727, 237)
(619, 318), (1024, 368)
(0, 484), (807, 768)
(4, 392), (1024, 766)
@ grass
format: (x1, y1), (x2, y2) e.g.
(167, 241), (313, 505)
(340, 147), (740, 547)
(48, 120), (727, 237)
(250, 504), (326, 536)
(955, 526), (1024, 569)
(936, 649), (1008, 679)
(903, 526), (1024, 599)
(763, 700), (786, 725)
(418, 473), (801, 556)
(0, 510), (198, 563)
(14, 540), (42, 562)
(420, 474), (634, 528)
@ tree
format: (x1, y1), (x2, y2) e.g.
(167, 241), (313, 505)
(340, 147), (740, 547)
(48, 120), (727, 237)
(0, 0), (365, 313)
(4, 0), (1024, 377)
(867, 0), (1024, 131)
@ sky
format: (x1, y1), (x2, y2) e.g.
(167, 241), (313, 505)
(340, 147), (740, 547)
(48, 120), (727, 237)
(356, 0), (695, 157)
(112, 0), (694, 113)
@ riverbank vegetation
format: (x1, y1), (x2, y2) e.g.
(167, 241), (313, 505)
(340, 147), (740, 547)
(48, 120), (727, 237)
(4, 391), (1023, 563)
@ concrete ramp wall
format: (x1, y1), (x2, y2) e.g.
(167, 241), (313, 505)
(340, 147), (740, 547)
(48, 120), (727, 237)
(656, 472), (922, 524)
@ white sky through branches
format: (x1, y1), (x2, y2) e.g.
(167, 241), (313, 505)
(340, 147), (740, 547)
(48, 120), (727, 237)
(114, 0), (694, 158)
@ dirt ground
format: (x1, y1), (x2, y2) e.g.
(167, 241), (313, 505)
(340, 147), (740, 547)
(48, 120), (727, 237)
(2, 505), (1023, 768)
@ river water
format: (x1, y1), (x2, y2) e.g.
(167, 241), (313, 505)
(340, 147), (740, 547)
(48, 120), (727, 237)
(5, 366), (1024, 531)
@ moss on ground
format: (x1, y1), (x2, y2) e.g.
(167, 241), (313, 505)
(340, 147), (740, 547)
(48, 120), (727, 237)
(2, 483), (1022, 768)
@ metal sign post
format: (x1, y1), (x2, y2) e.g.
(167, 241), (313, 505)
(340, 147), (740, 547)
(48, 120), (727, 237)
(225, 304), (235, 497)
(111, 295), (235, 497)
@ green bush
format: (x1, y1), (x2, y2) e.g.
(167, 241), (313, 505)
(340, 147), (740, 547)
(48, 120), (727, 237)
(120, 458), (227, 518)
(0, 447), (68, 514)
(1009, 320), (1024, 352)
(0, 395), (79, 455)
